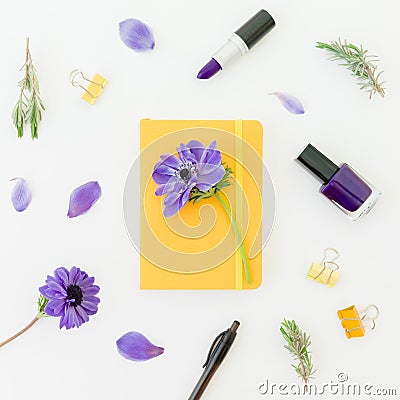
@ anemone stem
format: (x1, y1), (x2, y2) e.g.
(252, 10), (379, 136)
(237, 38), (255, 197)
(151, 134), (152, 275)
(0, 316), (39, 349)
(215, 192), (251, 284)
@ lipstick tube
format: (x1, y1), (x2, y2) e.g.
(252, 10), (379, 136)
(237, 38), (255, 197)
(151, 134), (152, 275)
(197, 10), (276, 79)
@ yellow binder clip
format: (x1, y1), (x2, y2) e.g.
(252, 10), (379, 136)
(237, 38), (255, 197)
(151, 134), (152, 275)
(337, 305), (379, 339)
(70, 70), (108, 105)
(307, 248), (340, 288)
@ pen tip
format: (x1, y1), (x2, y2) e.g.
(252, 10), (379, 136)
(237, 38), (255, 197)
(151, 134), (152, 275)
(231, 321), (240, 332)
(197, 58), (222, 79)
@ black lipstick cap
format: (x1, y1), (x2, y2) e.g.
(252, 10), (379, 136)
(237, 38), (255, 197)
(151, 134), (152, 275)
(297, 144), (339, 184)
(235, 9), (275, 50)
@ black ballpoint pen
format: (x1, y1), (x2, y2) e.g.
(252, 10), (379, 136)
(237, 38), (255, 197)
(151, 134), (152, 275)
(188, 321), (240, 400)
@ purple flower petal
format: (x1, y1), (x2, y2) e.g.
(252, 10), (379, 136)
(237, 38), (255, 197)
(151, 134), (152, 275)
(79, 276), (95, 288)
(67, 181), (102, 218)
(196, 165), (225, 191)
(116, 332), (164, 362)
(164, 192), (181, 207)
(119, 19), (155, 52)
(81, 300), (98, 313)
(176, 143), (197, 164)
(152, 171), (173, 185)
(155, 184), (172, 196)
(202, 141), (222, 165)
(46, 299), (66, 316)
(197, 162), (222, 176)
(270, 92), (305, 114)
(159, 153), (181, 169)
(155, 181), (179, 197)
(54, 267), (69, 285)
(189, 140), (220, 165)
(76, 306), (90, 323)
(179, 185), (193, 208)
(154, 164), (176, 176)
(69, 266), (79, 284)
(186, 140), (206, 163)
(11, 178), (32, 212)
(163, 199), (182, 217)
(82, 285), (100, 296)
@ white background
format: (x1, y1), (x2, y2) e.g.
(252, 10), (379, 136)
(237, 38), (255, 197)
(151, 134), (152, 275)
(0, 0), (399, 399)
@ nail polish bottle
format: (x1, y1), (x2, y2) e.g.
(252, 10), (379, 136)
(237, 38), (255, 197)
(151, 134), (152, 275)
(296, 144), (380, 220)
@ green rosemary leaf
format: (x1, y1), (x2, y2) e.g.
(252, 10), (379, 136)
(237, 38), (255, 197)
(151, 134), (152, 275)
(317, 38), (385, 99)
(12, 102), (25, 138)
(13, 37), (45, 139)
(281, 319), (316, 389)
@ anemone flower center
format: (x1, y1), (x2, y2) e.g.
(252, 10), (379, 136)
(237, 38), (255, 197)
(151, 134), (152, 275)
(66, 285), (83, 307)
(180, 168), (189, 179)
(177, 163), (196, 184)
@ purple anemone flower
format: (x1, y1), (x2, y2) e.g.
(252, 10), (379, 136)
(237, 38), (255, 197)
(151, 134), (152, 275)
(39, 267), (100, 330)
(152, 140), (225, 217)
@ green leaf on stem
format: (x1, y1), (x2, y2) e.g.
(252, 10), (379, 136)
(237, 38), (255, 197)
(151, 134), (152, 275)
(281, 319), (316, 390)
(37, 295), (49, 319)
(316, 38), (385, 99)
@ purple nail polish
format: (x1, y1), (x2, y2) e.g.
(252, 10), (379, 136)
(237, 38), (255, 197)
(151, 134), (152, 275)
(297, 144), (380, 220)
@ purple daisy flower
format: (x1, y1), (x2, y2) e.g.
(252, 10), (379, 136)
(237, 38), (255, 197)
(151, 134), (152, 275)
(152, 140), (225, 217)
(39, 267), (100, 330)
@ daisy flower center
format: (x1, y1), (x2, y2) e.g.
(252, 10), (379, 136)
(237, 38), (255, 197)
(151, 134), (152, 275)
(66, 284), (84, 307)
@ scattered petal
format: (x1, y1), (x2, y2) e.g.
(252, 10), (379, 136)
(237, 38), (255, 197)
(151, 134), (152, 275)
(11, 178), (32, 212)
(67, 181), (102, 218)
(269, 92), (305, 114)
(119, 19), (155, 52)
(116, 332), (164, 362)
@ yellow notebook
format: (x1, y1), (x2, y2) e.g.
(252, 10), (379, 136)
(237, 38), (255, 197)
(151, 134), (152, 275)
(140, 119), (263, 290)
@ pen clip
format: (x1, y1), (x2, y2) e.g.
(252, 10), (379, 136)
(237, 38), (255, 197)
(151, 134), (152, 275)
(202, 331), (225, 368)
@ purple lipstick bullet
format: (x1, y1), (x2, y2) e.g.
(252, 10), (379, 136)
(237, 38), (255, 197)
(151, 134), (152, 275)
(197, 59), (222, 79)
(197, 9), (275, 79)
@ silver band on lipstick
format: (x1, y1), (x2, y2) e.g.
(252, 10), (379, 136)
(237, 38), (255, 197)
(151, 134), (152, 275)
(212, 33), (249, 69)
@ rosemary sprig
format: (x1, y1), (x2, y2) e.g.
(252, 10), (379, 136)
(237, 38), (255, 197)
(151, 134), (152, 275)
(316, 38), (385, 99)
(12, 38), (45, 139)
(280, 319), (316, 391)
